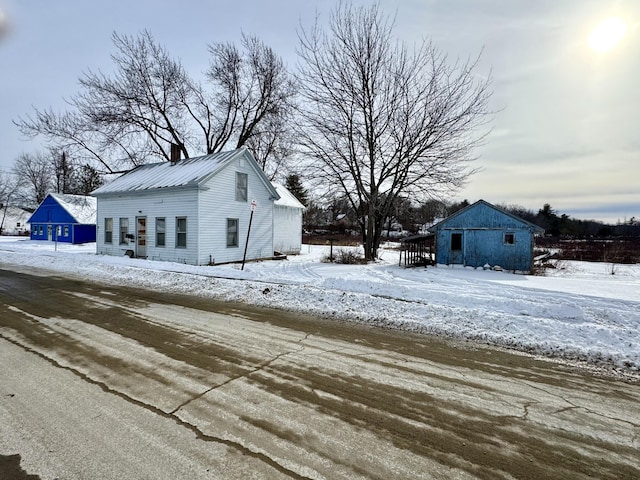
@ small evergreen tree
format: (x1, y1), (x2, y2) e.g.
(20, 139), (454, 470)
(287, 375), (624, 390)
(285, 174), (309, 206)
(70, 164), (104, 196)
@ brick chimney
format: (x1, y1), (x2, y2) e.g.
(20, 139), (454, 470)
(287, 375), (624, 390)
(170, 143), (181, 164)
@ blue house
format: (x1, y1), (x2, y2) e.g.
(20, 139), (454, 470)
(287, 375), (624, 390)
(428, 200), (544, 272)
(28, 193), (97, 244)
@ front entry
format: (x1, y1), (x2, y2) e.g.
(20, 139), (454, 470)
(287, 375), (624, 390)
(450, 232), (464, 264)
(136, 217), (147, 258)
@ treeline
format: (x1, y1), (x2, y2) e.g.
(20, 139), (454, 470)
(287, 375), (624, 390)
(446, 200), (639, 238)
(298, 192), (640, 239)
(496, 202), (640, 238)
(0, 151), (103, 212)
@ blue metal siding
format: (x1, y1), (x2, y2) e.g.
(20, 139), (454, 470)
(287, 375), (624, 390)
(439, 202), (531, 230)
(28, 196), (76, 224)
(433, 201), (537, 272)
(28, 195), (97, 244)
(30, 224), (45, 240)
(30, 223), (73, 243)
(29, 223), (95, 244)
(72, 224), (97, 244)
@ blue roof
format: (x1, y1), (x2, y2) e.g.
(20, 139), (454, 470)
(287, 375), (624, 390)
(428, 199), (544, 233)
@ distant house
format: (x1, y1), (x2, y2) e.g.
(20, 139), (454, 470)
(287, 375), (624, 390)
(92, 147), (303, 266)
(428, 199), (544, 272)
(27, 193), (97, 244)
(273, 183), (306, 255)
(0, 206), (31, 236)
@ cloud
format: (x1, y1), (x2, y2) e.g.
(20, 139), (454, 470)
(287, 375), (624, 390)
(1, 0), (638, 224)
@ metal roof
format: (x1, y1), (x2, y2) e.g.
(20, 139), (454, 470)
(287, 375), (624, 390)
(91, 147), (278, 198)
(51, 193), (97, 224)
(273, 183), (306, 210)
(428, 199), (545, 233)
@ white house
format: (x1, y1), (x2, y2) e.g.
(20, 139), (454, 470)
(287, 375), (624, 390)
(273, 183), (305, 255)
(91, 147), (290, 265)
(0, 206), (31, 236)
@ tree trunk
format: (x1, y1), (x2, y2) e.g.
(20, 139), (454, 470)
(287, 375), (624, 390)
(365, 201), (377, 260)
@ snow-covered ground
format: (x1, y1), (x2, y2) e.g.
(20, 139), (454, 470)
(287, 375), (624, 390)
(1, 237), (639, 377)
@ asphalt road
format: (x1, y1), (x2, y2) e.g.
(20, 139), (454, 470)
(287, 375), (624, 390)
(1, 267), (639, 479)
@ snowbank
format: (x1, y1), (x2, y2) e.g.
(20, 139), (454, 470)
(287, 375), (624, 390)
(1, 238), (638, 377)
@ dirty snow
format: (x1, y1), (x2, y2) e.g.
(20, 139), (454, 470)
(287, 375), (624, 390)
(0, 237), (638, 376)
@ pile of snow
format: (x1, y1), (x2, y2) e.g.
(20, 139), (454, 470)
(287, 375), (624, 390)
(1, 238), (638, 377)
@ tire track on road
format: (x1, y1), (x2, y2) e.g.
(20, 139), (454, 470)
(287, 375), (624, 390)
(0, 334), (312, 480)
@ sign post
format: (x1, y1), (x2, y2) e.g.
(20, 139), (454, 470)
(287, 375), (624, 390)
(241, 200), (257, 270)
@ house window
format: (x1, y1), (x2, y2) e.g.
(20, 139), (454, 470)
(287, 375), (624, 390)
(236, 172), (248, 202)
(119, 218), (129, 244)
(156, 217), (166, 247)
(227, 218), (238, 247)
(39, 225), (43, 235)
(176, 217), (187, 248)
(56, 226), (61, 237)
(504, 233), (515, 245)
(104, 218), (113, 243)
(64, 226), (69, 237)
(451, 233), (462, 251)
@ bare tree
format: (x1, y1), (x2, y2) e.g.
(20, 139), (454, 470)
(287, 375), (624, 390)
(0, 172), (21, 234)
(15, 31), (192, 173)
(207, 34), (297, 179)
(245, 114), (296, 180)
(13, 152), (53, 206)
(297, 3), (492, 259)
(16, 31), (296, 176)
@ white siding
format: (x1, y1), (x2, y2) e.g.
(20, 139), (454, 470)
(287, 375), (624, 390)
(273, 205), (303, 254)
(94, 149), (280, 266)
(198, 158), (274, 264)
(96, 189), (199, 264)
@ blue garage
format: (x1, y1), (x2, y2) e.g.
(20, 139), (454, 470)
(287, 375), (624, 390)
(28, 193), (97, 244)
(429, 200), (544, 273)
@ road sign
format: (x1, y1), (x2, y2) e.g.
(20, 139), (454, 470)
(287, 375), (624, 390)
(250, 199), (257, 211)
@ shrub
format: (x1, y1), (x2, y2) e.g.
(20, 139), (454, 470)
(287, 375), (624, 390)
(322, 247), (366, 264)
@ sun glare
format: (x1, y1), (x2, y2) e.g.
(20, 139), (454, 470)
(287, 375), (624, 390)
(588, 16), (627, 52)
(0, 7), (8, 39)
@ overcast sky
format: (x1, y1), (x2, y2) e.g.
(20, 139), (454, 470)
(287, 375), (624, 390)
(0, 0), (638, 223)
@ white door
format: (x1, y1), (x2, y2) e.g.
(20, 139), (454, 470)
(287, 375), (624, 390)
(136, 217), (147, 258)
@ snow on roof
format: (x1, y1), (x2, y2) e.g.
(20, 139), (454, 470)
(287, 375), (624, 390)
(51, 193), (97, 224)
(273, 183), (305, 209)
(91, 148), (278, 199)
